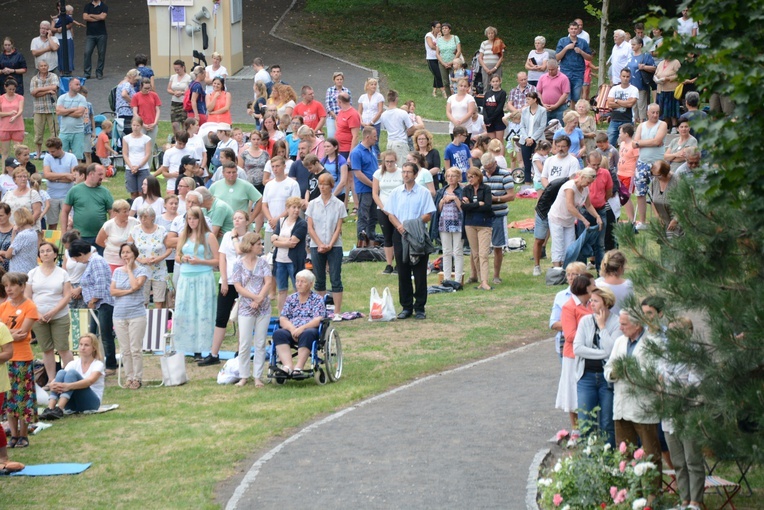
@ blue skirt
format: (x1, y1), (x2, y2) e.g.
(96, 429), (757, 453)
(657, 91), (680, 120)
(174, 271), (217, 353)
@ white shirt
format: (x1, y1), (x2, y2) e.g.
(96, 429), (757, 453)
(64, 357), (105, 405)
(161, 146), (193, 193)
(204, 65), (228, 94)
(31, 36), (58, 71)
(380, 107), (413, 143)
(124, 133), (152, 170)
(131, 196), (165, 218)
(542, 154), (579, 184)
(677, 17), (698, 37)
(609, 41), (633, 84)
(262, 178), (301, 232)
(28, 266), (70, 319)
(358, 92), (385, 125)
(548, 179), (588, 227)
(218, 231), (240, 283)
(254, 69), (271, 98)
(424, 32), (438, 60)
(447, 94), (476, 133)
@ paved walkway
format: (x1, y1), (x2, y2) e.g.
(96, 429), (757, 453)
(221, 339), (565, 510)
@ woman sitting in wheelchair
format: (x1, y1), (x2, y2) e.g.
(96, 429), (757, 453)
(273, 269), (326, 377)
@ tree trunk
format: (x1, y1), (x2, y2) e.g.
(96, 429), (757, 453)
(598, 0), (610, 89)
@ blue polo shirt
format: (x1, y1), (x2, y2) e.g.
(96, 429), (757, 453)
(555, 37), (592, 79)
(349, 143), (378, 194)
(385, 183), (436, 223)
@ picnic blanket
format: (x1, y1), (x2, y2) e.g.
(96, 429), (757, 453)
(10, 463), (92, 476)
(508, 218), (535, 230)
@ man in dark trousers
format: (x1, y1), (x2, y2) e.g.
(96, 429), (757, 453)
(83, 0), (108, 79)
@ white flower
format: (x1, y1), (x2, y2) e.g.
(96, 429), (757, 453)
(587, 435), (596, 446)
(632, 498), (648, 510)
(603, 443), (612, 451)
(537, 478), (553, 487)
(562, 505), (571, 510)
(583, 446), (592, 455)
(633, 462), (657, 476)
(554, 461), (562, 472)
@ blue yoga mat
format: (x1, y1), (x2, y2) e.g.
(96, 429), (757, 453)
(184, 351), (237, 360)
(11, 463), (92, 476)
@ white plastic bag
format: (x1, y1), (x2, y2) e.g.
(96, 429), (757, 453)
(217, 358), (240, 385)
(369, 287), (396, 322)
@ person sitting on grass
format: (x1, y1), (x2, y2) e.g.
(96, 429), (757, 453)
(272, 269), (326, 377)
(40, 332), (105, 420)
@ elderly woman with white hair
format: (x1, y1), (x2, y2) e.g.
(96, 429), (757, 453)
(272, 269), (326, 377)
(547, 167), (602, 267)
(609, 30), (632, 85)
(525, 36), (550, 87)
(128, 206), (171, 308)
(478, 26), (506, 91)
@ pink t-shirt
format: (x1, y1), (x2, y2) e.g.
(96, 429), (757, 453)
(0, 93), (24, 131)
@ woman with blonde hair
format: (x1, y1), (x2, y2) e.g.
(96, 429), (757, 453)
(231, 232), (272, 387)
(575, 99), (597, 155)
(3, 167), (42, 230)
(434, 167), (464, 283)
(188, 66), (207, 124)
(96, 199), (139, 273)
(204, 51), (228, 95)
(251, 80), (268, 129)
(358, 77), (384, 150)
(553, 110), (586, 162)
(595, 249), (633, 314)
(296, 125), (325, 160)
(1, 208), (39, 274)
(373, 151), (403, 274)
(461, 167), (494, 290)
(269, 83), (297, 117)
(174, 206), (219, 360)
(116, 69), (140, 135)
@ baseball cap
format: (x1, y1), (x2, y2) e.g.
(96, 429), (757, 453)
(180, 155), (198, 167)
(4, 157), (19, 169)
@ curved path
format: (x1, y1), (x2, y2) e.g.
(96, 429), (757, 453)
(221, 339), (565, 510)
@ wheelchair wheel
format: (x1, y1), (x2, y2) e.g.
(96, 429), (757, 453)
(324, 326), (343, 382)
(274, 374), (287, 385)
(511, 167), (526, 185)
(314, 367), (327, 385)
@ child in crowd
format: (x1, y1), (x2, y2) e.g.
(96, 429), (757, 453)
(96, 119), (119, 169)
(403, 100), (425, 150)
(444, 126), (472, 183)
(487, 138), (507, 169)
(532, 140), (552, 190)
(449, 56), (471, 94)
(30, 174), (51, 230)
(134, 53), (155, 92)
(231, 127), (246, 157)
(616, 123), (638, 222)
(467, 109), (486, 144)
(81, 87), (94, 164)
(595, 131), (619, 175)
(285, 115), (302, 159)
(503, 110), (522, 167)
(576, 99), (597, 155)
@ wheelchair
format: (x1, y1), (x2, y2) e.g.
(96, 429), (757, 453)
(265, 317), (343, 385)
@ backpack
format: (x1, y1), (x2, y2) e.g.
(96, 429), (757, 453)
(108, 86), (117, 112)
(182, 86), (194, 113)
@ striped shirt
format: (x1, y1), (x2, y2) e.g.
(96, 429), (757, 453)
(30, 72), (59, 114)
(482, 167), (514, 217)
(325, 86), (350, 115)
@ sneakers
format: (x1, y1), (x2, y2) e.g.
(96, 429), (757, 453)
(40, 407), (64, 421)
(391, 266), (398, 275)
(197, 354), (220, 367)
(492, 277), (502, 285)
(635, 222), (649, 231)
(533, 265), (541, 276)
(382, 264), (394, 275)
(332, 315), (343, 322)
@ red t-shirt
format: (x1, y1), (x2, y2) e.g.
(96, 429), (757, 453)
(335, 107), (361, 153)
(96, 132), (110, 158)
(293, 100), (327, 130)
(130, 91), (162, 125)
(588, 167), (613, 209)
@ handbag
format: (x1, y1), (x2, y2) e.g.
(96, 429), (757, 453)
(674, 82), (685, 100)
(160, 332), (188, 386)
(638, 55), (656, 91)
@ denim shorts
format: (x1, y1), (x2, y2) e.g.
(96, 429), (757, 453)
(275, 261), (296, 292)
(490, 215), (508, 248)
(534, 212), (549, 240)
(634, 160), (652, 197)
(125, 168), (150, 194)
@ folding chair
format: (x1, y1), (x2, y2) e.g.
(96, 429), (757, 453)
(68, 308), (99, 356)
(704, 475), (741, 509)
(117, 308), (172, 388)
(42, 230), (64, 265)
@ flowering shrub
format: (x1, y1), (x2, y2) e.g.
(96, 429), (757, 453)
(537, 431), (673, 509)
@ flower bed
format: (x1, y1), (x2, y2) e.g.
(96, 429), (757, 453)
(536, 429), (679, 509)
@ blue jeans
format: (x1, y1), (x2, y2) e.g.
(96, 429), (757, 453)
(578, 207), (607, 272)
(50, 369), (100, 412)
(83, 34), (107, 78)
(567, 73), (584, 104)
(547, 106), (566, 126)
(577, 370), (615, 447)
(275, 261), (296, 292)
(356, 192), (378, 240)
(607, 119), (629, 148)
(81, 236), (104, 256)
(310, 246), (343, 293)
(91, 303), (116, 369)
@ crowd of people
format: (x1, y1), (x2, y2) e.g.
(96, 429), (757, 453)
(0, 6), (718, 494)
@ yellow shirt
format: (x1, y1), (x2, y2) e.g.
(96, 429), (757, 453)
(0, 323), (13, 393)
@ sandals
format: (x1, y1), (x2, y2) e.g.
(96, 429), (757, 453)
(0, 461), (25, 475)
(15, 437), (29, 448)
(8, 437), (18, 448)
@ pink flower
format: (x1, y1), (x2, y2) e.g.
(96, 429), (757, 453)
(614, 488), (628, 504)
(556, 429), (570, 441)
(553, 494), (564, 506)
(634, 448), (645, 460)
(619, 441), (628, 454)
(619, 460), (627, 473)
(610, 486), (618, 498)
